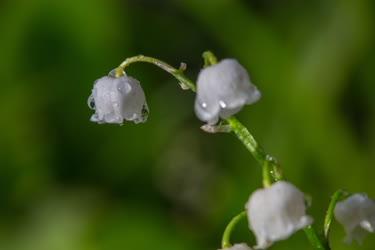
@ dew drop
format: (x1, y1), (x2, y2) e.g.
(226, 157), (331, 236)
(87, 95), (95, 110)
(117, 82), (131, 94)
(114, 116), (122, 123)
(133, 104), (149, 124)
(360, 220), (374, 232)
(219, 100), (227, 108)
(201, 102), (207, 109)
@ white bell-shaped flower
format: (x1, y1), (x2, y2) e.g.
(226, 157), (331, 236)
(88, 71), (148, 124)
(246, 181), (313, 249)
(219, 243), (252, 250)
(334, 193), (375, 243)
(195, 59), (261, 124)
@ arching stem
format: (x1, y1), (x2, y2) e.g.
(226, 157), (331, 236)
(117, 55), (196, 91)
(323, 189), (348, 239)
(221, 211), (247, 248)
(117, 52), (329, 250)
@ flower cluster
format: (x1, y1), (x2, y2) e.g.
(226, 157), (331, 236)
(221, 183), (375, 250)
(88, 59), (260, 126)
(88, 54), (375, 249)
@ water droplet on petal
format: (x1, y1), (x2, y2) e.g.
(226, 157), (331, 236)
(219, 100), (227, 108)
(87, 95), (95, 110)
(133, 104), (149, 124)
(114, 116), (123, 123)
(141, 104), (149, 121)
(360, 220), (374, 232)
(117, 82), (131, 94)
(201, 102), (207, 109)
(90, 113), (99, 122)
(142, 104), (149, 117)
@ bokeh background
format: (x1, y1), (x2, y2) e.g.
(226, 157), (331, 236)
(0, 0), (374, 249)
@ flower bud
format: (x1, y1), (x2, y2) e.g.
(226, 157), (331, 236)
(246, 181), (313, 249)
(219, 243), (252, 250)
(334, 193), (375, 244)
(88, 72), (148, 124)
(195, 59), (261, 124)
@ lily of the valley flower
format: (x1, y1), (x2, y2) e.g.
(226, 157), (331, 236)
(195, 59), (261, 124)
(246, 181), (313, 249)
(219, 243), (252, 250)
(88, 71), (148, 124)
(334, 193), (375, 244)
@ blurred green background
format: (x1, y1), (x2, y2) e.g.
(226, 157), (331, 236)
(0, 0), (374, 249)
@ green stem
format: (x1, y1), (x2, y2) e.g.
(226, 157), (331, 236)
(226, 117), (276, 187)
(202, 53), (276, 187)
(118, 55), (277, 186)
(225, 117), (267, 164)
(118, 55), (196, 92)
(203, 51), (218, 67)
(118, 53), (329, 250)
(323, 189), (348, 239)
(221, 211), (247, 248)
(304, 225), (330, 250)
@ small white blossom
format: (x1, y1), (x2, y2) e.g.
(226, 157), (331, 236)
(246, 181), (313, 249)
(88, 72), (148, 124)
(219, 243), (252, 250)
(334, 193), (375, 244)
(195, 59), (261, 124)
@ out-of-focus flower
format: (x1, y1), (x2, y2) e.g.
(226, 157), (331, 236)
(219, 243), (253, 250)
(195, 59), (261, 124)
(88, 71), (148, 124)
(246, 181), (313, 249)
(334, 193), (375, 243)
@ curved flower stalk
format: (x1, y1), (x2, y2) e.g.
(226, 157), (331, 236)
(88, 51), (346, 250)
(88, 70), (148, 124)
(323, 189), (349, 239)
(246, 181), (313, 249)
(195, 59), (261, 125)
(221, 211), (247, 249)
(334, 193), (375, 243)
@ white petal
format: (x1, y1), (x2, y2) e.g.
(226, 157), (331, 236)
(246, 181), (312, 249)
(116, 76), (148, 123)
(334, 193), (375, 243)
(195, 59), (261, 124)
(194, 98), (220, 125)
(219, 243), (253, 250)
(88, 73), (148, 124)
